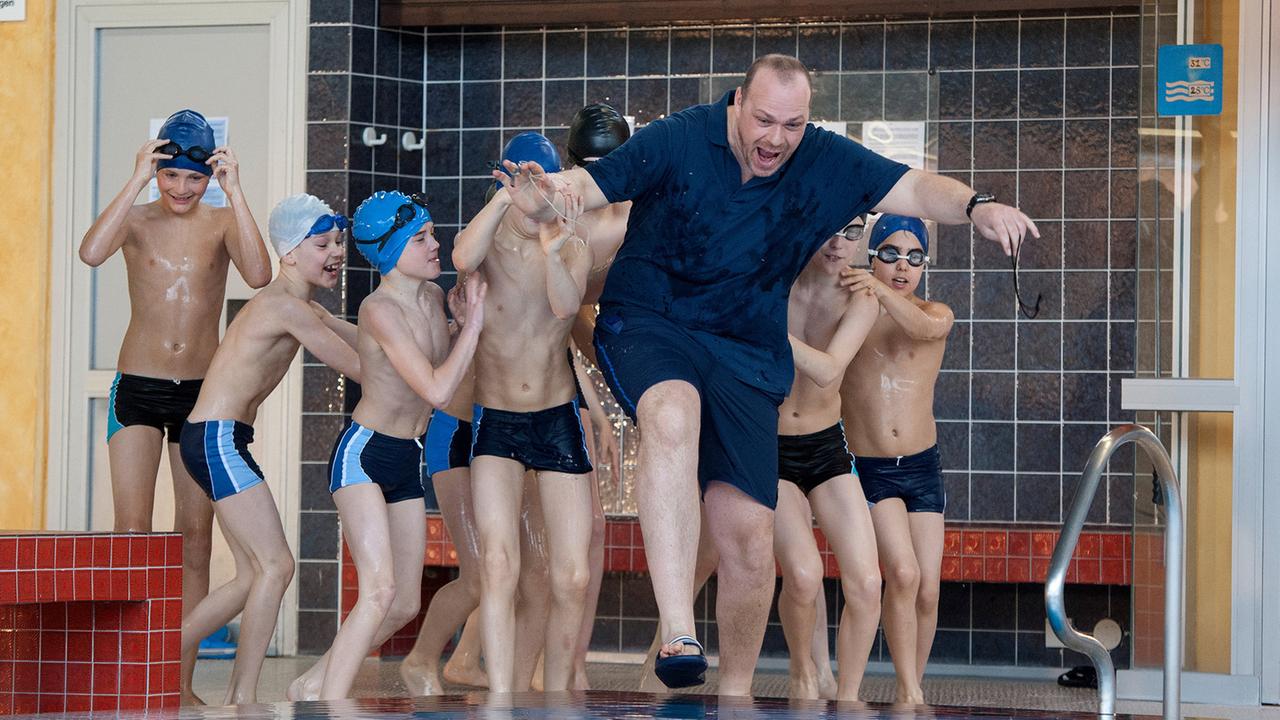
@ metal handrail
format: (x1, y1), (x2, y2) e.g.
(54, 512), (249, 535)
(1045, 424), (1183, 720)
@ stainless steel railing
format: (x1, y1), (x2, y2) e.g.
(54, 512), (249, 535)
(1045, 424), (1183, 720)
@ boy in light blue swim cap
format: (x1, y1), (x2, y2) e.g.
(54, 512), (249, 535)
(78, 108), (271, 704)
(839, 214), (952, 704)
(177, 193), (361, 704)
(288, 190), (487, 700)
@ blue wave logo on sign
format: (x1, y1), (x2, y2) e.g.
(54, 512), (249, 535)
(1157, 44), (1223, 116)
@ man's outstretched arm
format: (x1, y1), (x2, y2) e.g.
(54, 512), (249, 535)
(875, 168), (1039, 256)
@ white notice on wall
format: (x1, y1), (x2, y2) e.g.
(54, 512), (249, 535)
(147, 116), (230, 208)
(0, 0), (26, 22)
(862, 121), (926, 170)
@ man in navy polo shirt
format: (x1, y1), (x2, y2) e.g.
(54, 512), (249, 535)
(500, 54), (1037, 695)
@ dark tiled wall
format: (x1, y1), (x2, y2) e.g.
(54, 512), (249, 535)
(303, 2), (1145, 664)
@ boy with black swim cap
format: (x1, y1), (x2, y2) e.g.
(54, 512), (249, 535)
(839, 214), (952, 705)
(176, 193), (360, 704)
(79, 108), (271, 703)
(453, 133), (596, 693)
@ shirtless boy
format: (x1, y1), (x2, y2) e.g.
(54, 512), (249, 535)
(453, 132), (596, 693)
(78, 109), (271, 702)
(176, 193), (360, 704)
(289, 191), (486, 700)
(776, 217), (881, 701)
(839, 215), (953, 705)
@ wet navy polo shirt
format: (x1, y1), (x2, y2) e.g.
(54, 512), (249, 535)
(586, 90), (909, 397)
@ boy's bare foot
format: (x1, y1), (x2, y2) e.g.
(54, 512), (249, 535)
(442, 657), (489, 688)
(286, 672), (321, 702)
(572, 664), (591, 691)
(895, 682), (926, 706)
(788, 668), (822, 700)
(400, 656), (445, 695)
(818, 672), (838, 700)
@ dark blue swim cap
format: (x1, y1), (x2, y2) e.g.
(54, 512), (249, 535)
(156, 109), (215, 177)
(868, 214), (929, 255)
(501, 132), (561, 174)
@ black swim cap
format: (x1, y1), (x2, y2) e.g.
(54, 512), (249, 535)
(566, 103), (631, 167)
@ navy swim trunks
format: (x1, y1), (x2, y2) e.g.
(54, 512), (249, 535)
(778, 421), (856, 495)
(593, 310), (783, 509)
(108, 373), (203, 443)
(855, 444), (945, 513)
(328, 421), (426, 504)
(179, 420), (266, 501)
(424, 410), (473, 478)
(471, 400), (593, 475)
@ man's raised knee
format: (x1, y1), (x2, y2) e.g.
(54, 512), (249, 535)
(637, 384), (699, 446)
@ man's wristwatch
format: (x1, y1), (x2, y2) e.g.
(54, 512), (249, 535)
(966, 192), (997, 219)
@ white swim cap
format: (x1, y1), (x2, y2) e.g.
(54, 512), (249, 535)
(268, 193), (340, 258)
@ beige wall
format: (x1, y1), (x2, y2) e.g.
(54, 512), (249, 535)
(0, 0), (55, 529)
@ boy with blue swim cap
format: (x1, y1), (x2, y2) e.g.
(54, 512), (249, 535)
(79, 107), (271, 704)
(289, 190), (487, 700)
(176, 193), (362, 704)
(452, 132), (598, 693)
(839, 214), (952, 704)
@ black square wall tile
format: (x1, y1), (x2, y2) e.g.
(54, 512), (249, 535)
(970, 474), (1015, 521)
(1109, 322), (1135, 370)
(936, 223), (972, 269)
(352, 26), (375, 75)
(809, 73), (838, 121)
(973, 121), (1016, 169)
(310, 0), (350, 24)
(627, 29), (670, 77)
(972, 322), (1015, 369)
(299, 511), (339, 559)
(1112, 170), (1137, 218)
(669, 77), (701, 114)
(399, 81), (423, 129)
(1020, 19), (1064, 68)
(1016, 473), (1062, 522)
(1018, 322), (1063, 371)
(798, 25), (840, 72)
(628, 78), (668, 125)
(310, 26), (351, 73)
(840, 74), (883, 122)
(351, 74), (375, 124)
(1112, 15), (1140, 66)
(424, 32), (460, 81)
(423, 178), (460, 225)
(301, 412), (346, 463)
(463, 33), (501, 80)
(546, 31), (586, 78)
(884, 72), (929, 120)
(972, 270), (1014, 318)
(620, 619), (658, 652)
(1111, 66), (1139, 115)
(939, 73), (973, 120)
(297, 610), (338, 654)
(931, 21), (973, 70)
(944, 473), (970, 521)
(586, 79), (626, 109)
(1066, 17), (1110, 67)
(1062, 423), (1108, 467)
(1063, 322), (1107, 370)
(1016, 630), (1063, 667)
(588, 618), (620, 651)
(1110, 220), (1137, 268)
(928, 271), (970, 317)
(1111, 118), (1138, 167)
(422, 130), (460, 177)
(971, 422), (1014, 471)
(937, 582), (973, 629)
(842, 24), (885, 72)
(504, 32), (543, 80)
(712, 26), (753, 74)
(376, 29), (400, 78)
(930, 629), (970, 664)
(459, 178), (492, 221)
(670, 28), (711, 75)
(545, 80), (586, 127)
(1061, 472), (1106, 525)
(587, 30), (627, 77)
(1063, 372), (1108, 421)
(938, 422), (970, 467)
(297, 560), (338, 609)
(974, 21), (1018, 69)
(1064, 119), (1109, 168)
(307, 123), (348, 171)
(374, 77), (399, 128)
(309, 75), (349, 122)
(1108, 475), (1135, 525)
(460, 82), (498, 129)
(973, 70), (1018, 119)
(1019, 170), (1063, 220)
(1020, 70), (1064, 118)
(351, 0), (374, 25)
(973, 372), (1014, 420)
(936, 371), (969, 421)
(884, 22), (928, 71)
(1062, 169), (1109, 219)
(502, 81), (542, 128)
(400, 32), (424, 80)
(1019, 120), (1063, 169)
(972, 584), (1017, 629)
(1017, 221), (1061, 270)
(461, 129), (501, 175)
(1016, 422), (1060, 472)
(755, 26), (797, 58)
(1064, 68), (1109, 117)
(1063, 270), (1108, 319)
(1017, 371), (1060, 421)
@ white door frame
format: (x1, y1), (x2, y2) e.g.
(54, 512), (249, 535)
(48, 0), (308, 654)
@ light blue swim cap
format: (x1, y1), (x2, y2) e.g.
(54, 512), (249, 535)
(351, 191), (432, 275)
(156, 109), (216, 177)
(868, 214), (929, 255)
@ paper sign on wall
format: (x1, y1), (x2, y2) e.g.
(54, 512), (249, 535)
(862, 121), (926, 170)
(1157, 44), (1224, 116)
(147, 116), (230, 207)
(0, 0), (26, 22)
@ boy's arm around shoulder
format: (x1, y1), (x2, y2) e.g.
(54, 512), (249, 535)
(363, 277), (485, 408)
(280, 295), (362, 381)
(788, 291), (880, 388)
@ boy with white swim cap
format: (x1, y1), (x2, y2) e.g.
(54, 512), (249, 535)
(79, 108), (272, 703)
(177, 193), (361, 704)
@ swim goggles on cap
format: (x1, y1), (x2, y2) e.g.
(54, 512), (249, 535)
(355, 193), (430, 253)
(155, 142), (214, 164)
(838, 222), (865, 241)
(869, 245), (929, 267)
(305, 214), (350, 238)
